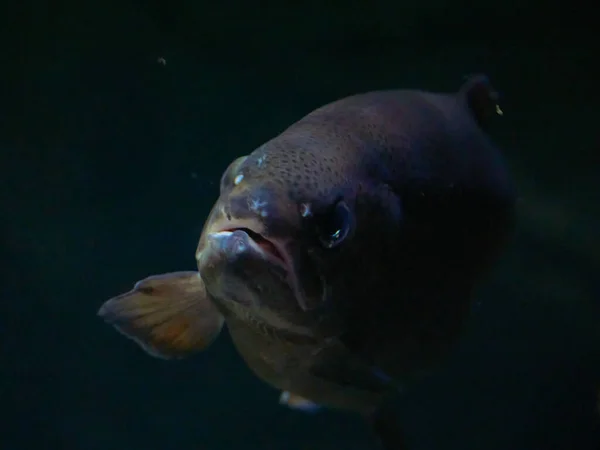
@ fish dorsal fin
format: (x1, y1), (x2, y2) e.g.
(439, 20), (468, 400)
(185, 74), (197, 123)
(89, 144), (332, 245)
(98, 271), (224, 359)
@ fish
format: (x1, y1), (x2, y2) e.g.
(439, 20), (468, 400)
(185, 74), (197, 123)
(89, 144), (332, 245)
(98, 74), (515, 449)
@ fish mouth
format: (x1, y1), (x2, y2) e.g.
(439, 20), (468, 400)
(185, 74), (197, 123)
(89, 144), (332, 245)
(210, 225), (322, 311)
(205, 221), (325, 313)
(217, 227), (291, 274)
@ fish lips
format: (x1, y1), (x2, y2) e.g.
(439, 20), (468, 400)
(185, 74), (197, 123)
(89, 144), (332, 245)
(198, 227), (327, 313)
(199, 229), (286, 274)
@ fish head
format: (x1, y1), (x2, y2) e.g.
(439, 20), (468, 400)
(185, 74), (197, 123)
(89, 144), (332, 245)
(195, 136), (391, 334)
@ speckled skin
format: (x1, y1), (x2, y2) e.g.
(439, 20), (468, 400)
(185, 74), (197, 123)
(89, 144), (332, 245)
(195, 76), (516, 414)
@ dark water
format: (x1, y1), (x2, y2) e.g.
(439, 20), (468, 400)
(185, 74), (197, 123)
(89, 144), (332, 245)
(1, 2), (598, 449)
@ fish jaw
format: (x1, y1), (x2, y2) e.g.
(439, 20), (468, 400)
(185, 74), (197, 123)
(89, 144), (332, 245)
(197, 215), (324, 315)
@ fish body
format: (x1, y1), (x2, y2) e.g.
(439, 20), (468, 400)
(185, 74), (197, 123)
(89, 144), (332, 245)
(99, 75), (515, 448)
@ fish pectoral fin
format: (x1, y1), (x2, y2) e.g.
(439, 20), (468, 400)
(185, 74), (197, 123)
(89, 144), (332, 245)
(97, 271), (224, 359)
(309, 340), (395, 394)
(279, 391), (321, 413)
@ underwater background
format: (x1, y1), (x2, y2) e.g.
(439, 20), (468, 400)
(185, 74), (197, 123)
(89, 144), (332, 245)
(1, 1), (598, 449)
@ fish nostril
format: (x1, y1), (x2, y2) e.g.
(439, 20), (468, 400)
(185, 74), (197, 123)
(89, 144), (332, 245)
(220, 204), (232, 221)
(224, 184), (282, 223)
(246, 194), (270, 218)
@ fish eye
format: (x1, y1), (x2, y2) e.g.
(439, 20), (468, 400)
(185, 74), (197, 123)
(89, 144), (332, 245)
(314, 199), (354, 249)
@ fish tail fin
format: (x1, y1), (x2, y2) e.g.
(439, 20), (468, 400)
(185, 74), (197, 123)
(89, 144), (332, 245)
(97, 271), (224, 359)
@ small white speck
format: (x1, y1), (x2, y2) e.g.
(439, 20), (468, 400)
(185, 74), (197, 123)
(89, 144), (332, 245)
(256, 155), (266, 167)
(234, 174), (244, 185)
(195, 250), (202, 260)
(157, 57), (166, 66)
(300, 203), (312, 218)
